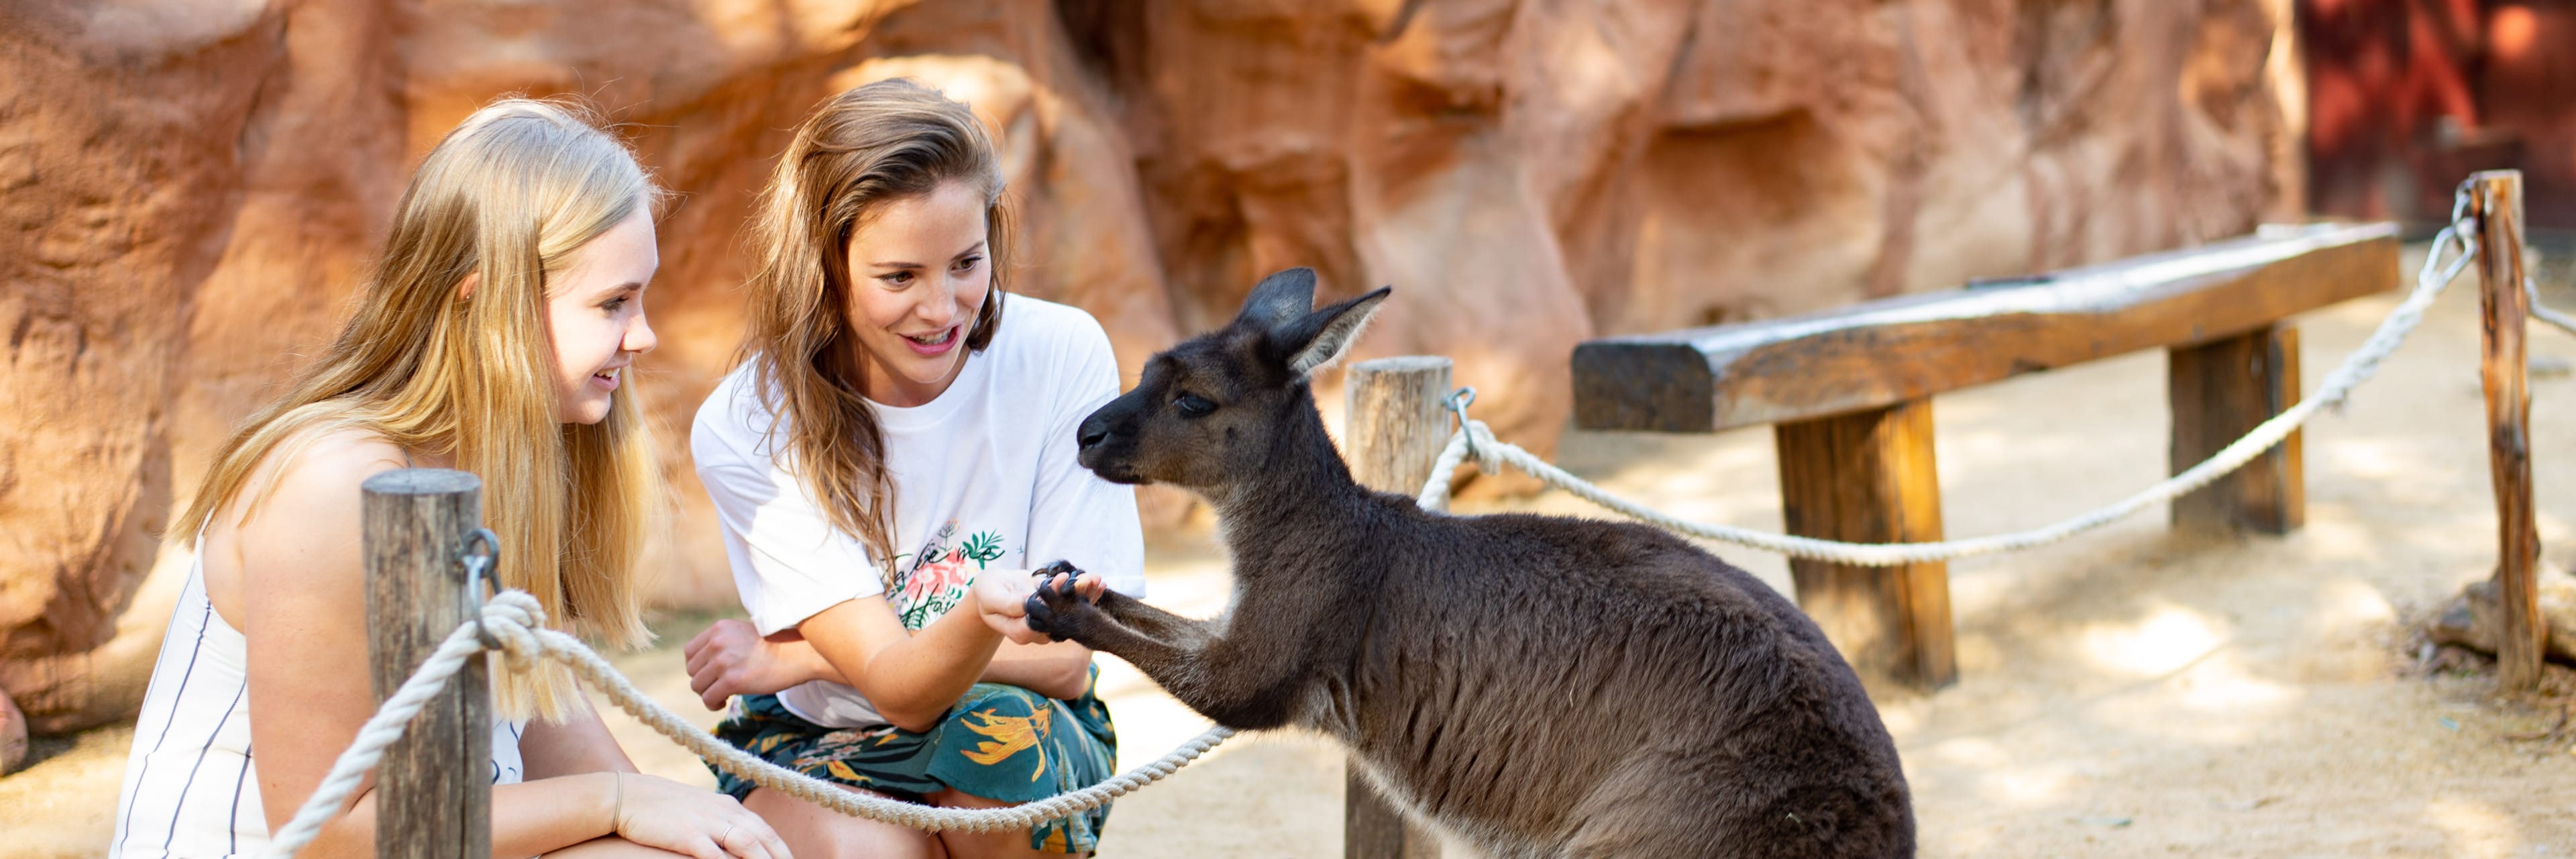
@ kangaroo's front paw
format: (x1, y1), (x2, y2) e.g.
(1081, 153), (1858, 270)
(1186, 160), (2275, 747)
(1023, 562), (1099, 641)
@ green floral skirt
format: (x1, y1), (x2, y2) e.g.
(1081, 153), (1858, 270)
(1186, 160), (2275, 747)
(710, 669), (1119, 854)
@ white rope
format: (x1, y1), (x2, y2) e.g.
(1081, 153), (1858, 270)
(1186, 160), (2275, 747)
(1417, 224), (2483, 566)
(270, 219), (2489, 857)
(268, 593), (1234, 859)
(2528, 276), (2576, 339)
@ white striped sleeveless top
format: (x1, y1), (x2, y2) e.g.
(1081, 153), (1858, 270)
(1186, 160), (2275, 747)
(107, 550), (525, 859)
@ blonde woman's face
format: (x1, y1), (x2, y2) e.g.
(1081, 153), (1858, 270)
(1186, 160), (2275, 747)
(843, 181), (991, 408)
(547, 207), (660, 424)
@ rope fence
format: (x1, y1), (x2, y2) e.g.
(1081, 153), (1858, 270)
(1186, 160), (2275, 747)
(266, 592), (1235, 859)
(2531, 276), (2576, 340)
(278, 187), (2543, 858)
(1418, 214), (2483, 566)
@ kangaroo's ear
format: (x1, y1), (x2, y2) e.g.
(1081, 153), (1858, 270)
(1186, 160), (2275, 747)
(1235, 267), (1320, 332)
(1272, 286), (1392, 378)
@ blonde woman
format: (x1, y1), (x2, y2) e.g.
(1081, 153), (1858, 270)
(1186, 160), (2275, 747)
(678, 79), (1136, 858)
(109, 99), (788, 859)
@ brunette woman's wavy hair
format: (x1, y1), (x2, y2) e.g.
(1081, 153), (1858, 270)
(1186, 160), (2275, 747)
(739, 79), (1011, 588)
(178, 97), (666, 721)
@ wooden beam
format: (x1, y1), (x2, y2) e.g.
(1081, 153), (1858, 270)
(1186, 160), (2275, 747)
(1774, 399), (1956, 693)
(1342, 358), (1448, 859)
(2169, 323), (2304, 534)
(2470, 171), (2544, 692)
(1572, 223), (2399, 433)
(363, 469), (492, 859)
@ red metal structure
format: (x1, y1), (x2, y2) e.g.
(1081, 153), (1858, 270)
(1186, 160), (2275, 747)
(2304, 0), (2576, 226)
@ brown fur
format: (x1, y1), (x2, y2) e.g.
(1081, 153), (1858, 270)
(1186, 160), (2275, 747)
(1031, 268), (1915, 858)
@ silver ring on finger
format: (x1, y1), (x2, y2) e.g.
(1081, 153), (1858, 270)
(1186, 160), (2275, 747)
(718, 822), (736, 845)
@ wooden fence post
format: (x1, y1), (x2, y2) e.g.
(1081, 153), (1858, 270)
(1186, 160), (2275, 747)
(362, 469), (493, 859)
(2470, 170), (2544, 692)
(1774, 399), (1957, 693)
(2169, 323), (2306, 534)
(1342, 356), (1449, 859)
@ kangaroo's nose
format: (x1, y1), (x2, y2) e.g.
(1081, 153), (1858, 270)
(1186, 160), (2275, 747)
(1077, 414), (1113, 450)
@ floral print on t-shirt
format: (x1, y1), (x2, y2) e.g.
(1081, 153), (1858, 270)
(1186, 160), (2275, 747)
(890, 520), (1008, 630)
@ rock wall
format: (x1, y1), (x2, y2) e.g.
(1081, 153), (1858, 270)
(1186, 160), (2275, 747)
(0, 0), (2302, 732)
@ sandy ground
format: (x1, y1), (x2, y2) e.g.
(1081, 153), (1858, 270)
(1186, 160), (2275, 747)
(11, 241), (2576, 857)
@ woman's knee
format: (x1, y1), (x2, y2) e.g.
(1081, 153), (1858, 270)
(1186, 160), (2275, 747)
(922, 791), (1081, 859)
(741, 785), (941, 859)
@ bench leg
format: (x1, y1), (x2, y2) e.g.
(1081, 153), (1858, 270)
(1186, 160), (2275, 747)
(2168, 323), (2304, 535)
(1774, 397), (1957, 693)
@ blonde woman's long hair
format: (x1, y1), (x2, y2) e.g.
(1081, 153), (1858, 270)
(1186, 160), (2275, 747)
(741, 79), (1012, 589)
(178, 97), (665, 721)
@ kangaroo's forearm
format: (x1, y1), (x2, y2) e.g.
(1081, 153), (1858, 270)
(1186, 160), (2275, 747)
(1077, 619), (1307, 729)
(1097, 591), (1216, 648)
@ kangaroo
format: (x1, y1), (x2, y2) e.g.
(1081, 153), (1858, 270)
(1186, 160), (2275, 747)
(1028, 268), (1914, 858)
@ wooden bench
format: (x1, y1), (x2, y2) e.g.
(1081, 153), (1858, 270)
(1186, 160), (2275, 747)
(1568, 222), (2402, 693)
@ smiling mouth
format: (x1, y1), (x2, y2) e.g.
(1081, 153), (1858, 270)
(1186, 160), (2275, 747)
(904, 327), (958, 346)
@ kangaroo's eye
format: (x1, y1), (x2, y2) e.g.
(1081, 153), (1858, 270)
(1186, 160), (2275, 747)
(1174, 395), (1217, 417)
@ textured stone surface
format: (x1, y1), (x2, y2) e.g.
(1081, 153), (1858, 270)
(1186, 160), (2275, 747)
(0, 687), (24, 775)
(2428, 575), (2576, 666)
(0, 0), (2300, 731)
(1, 1), (282, 734)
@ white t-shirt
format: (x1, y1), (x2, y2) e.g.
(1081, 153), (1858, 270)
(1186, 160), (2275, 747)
(692, 296), (1147, 728)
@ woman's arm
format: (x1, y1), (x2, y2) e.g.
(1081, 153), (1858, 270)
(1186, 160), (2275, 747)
(790, 568), (1052, 731)
(320, 778), (630, 859)
(686, 436), (1026, 728)
(979, 640), (1094, 700)
(519, 702), (639, 779)
(237, 436), (615, 859)
(686, 618), (1093, 709)
(235, 434), (780, 859)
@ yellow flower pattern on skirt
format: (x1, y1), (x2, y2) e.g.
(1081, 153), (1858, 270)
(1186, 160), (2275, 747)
(710, 668), (1118, 854)
(959, 705), (1053, 778)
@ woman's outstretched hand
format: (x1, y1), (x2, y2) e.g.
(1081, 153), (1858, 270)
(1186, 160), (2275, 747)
(969, 567), (1103, 644)
(683, 620), (818, 711)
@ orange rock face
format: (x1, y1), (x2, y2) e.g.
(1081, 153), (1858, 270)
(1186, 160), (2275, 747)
(0, 0), (2300, 731)
(1, 687), (23, 774)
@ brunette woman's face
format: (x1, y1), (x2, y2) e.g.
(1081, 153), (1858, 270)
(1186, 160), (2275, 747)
(843, 181), (990, 407)
(547, 207), (659, 424)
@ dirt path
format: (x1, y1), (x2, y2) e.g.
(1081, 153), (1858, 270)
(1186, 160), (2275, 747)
(10, 243), (2576, 856)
